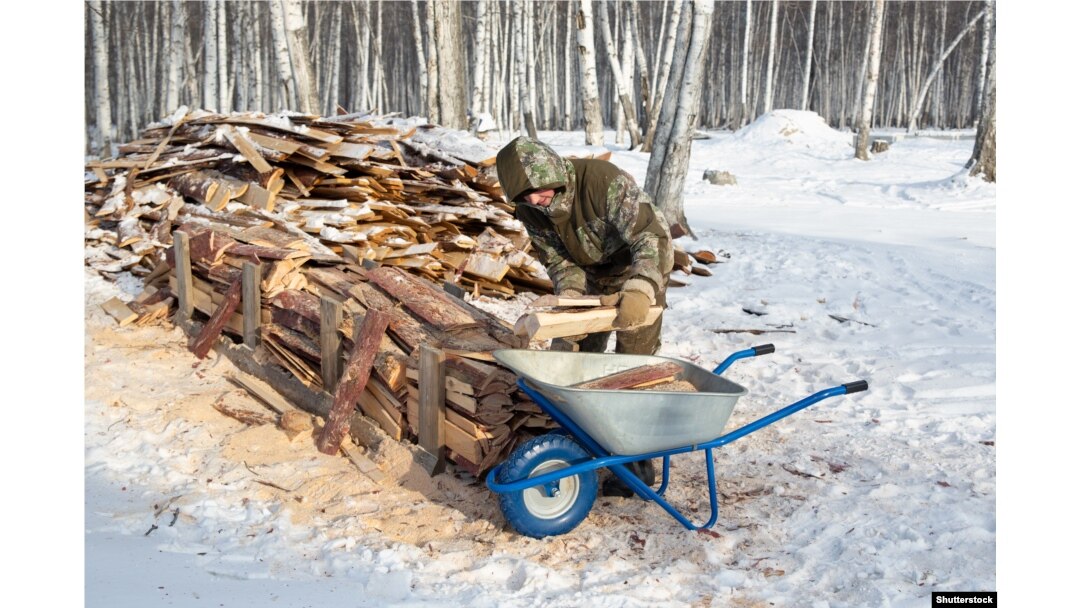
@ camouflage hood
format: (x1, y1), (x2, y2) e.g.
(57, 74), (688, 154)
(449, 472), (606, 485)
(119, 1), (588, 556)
(495, 136), (577, 219)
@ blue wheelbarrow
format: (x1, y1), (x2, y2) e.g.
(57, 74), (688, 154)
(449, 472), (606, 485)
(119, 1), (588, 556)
(485, 345), (868, 538)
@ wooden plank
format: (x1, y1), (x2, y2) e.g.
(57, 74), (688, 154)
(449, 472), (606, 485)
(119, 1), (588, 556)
(315, 309), (391, 455)
(101, 297), (137, 326)
(189, 278), (243, 359)
(418, 345), (447, 471)
(514, 306), (663, 341)
(221, 124), (274, 173)
(527, 294), (604, 308)
(320, 296), (344, 392)
(572, 362), (685, 390)
(242, 262), (261, 348)
(173, 231), (194, 320)
(406, 398), (482, 463)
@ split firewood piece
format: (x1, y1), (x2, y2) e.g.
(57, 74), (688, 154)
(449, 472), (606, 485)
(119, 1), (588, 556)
(527, 294), (604, 309)
(101, 297), (138, 326)
(365, 266), (481, 331)
(513, 306), (663, 341)
(220, 125), (273, 174)
(672, 248), (694, 273)
(316, 309), (391, 455)
(572, 362), (685, 391)
(189, 278), (243, 359)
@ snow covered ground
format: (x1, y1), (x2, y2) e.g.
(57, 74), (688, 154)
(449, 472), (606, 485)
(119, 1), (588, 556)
(73, 111), (1005, 607)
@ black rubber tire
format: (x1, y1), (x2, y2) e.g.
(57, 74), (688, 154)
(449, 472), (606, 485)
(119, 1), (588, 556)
(496, 433), (598, 538)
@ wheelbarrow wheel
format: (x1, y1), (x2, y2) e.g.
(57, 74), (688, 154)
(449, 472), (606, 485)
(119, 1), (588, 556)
(497, 433), (598, 538)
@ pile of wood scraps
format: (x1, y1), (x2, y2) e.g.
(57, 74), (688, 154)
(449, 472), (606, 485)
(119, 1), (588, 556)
(84, 108), (552, 302)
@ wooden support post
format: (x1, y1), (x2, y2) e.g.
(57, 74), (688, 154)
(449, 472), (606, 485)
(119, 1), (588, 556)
(417, 345), (447, 475)
(320, 295), (344, 393)
(242, 262), (261, 349)
(173, 231), (194, 322)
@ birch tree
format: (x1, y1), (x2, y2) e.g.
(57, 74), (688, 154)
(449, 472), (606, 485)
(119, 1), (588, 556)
(575, 0), (605, 146)
(432, 0), (468, 129)
(424, 0), (440, 123)
(409, 0), (428, 119)
(89, 0), (113, 155)
(282, 0), (319, 114)
(643, 0), (682, 151)
(763, 0), (779, 114)
(164, 0), (184, 113)
(597, 0), (642, 149)
(217, 1), (229, 112)
(203, 1), (218, 111)
(906, 7), (988, 133)
(967, 7), (995, 182)
(470, 0), (490, 121)
(974, 0), (994, 121)
(645, 0), (714, 237)
(855, 0), (885, 160)
(268, 0), (296, 110)
(739, 0), (752, 125)
(513, 0), (538, 137)
(800, 0), (818, 111)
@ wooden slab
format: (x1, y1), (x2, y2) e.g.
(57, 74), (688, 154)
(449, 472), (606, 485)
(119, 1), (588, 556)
(572, 362), (685, 390)
(514, 306), (663, 340)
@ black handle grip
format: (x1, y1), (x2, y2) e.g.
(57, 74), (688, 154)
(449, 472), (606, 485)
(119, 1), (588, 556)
(752, 344), (775, 356)
(843, 380), (869, 394)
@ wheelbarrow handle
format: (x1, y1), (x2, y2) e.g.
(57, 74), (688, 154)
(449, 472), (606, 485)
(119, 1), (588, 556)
(712, 343), (775, 375)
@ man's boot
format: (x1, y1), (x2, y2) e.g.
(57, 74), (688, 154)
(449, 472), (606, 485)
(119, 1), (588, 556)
(601, 459), (656, 497)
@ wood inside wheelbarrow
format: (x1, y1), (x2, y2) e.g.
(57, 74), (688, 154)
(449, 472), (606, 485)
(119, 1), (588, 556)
(570, 362), (686, 390)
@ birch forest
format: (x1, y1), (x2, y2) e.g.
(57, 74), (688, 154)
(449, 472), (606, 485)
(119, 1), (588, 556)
(85, 0), (995, 157)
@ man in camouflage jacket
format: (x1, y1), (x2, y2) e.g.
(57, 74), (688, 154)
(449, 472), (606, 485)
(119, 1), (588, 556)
(496, 136), (674, 355)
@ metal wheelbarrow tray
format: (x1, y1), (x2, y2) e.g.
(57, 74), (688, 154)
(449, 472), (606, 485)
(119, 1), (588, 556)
(486, 345), (869, 538)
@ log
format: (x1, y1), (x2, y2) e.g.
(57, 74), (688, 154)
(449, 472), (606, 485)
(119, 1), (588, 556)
(514, 306), (663, 340)
(365, 266), (481, 331)
(316, 309), (391, 454)
(189, 278), (243, 359)
(572, 362), (685, 390)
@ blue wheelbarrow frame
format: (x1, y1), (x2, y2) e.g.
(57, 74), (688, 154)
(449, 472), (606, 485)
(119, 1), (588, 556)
(486, 345), (868, 533)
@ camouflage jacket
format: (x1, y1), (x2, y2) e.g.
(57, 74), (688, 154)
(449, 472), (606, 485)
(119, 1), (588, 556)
(495, 136), (673, 301)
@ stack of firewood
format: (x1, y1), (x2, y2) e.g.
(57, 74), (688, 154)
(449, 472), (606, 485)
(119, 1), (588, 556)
(84, 107), (551, 299)
(84, 108), (567, 473)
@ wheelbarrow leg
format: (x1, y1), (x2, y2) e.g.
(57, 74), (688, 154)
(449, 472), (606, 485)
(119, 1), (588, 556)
(608, 449), (719, 531)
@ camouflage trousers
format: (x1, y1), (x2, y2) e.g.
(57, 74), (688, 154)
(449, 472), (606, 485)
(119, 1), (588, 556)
(551, 265), (669, 356)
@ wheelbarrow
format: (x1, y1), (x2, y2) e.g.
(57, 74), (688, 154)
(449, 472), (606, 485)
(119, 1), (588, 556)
(485, 345), (868, 538)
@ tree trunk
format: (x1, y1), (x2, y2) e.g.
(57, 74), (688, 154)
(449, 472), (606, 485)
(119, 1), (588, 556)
(739, 0), (752, 125)
(248, 3), (263, 111)
(563, 0), (575, 130)
(513, 0), (538, 137)
(974, 0), (994, 122)
(471, 0), (490, 120)
(597, 0), (641, 149)
(433, 0), (468, 129)
(645, 0), (714, 237)
(90, 0), (113, 156)
(855, 0), (885, 160)
(425, 0), (440, 123)
(164, 0), (184, 113)
(800, 0), (818, 111)
(409, 0), (428, 120)
(217, 1), (229, 112)
(906, 7), (987, 133)
(203, 1), (218, 111)
(283, 0), (319, 114)
(643, 0), (683, 151)
(269, 0), (296, 110)
(575, 0), (605, 146)
(763, 0), (778, 113)
(968, 6), (995, 182)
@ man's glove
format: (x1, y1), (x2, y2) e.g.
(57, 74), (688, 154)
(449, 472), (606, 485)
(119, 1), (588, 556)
(600, 290), (652, 329)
